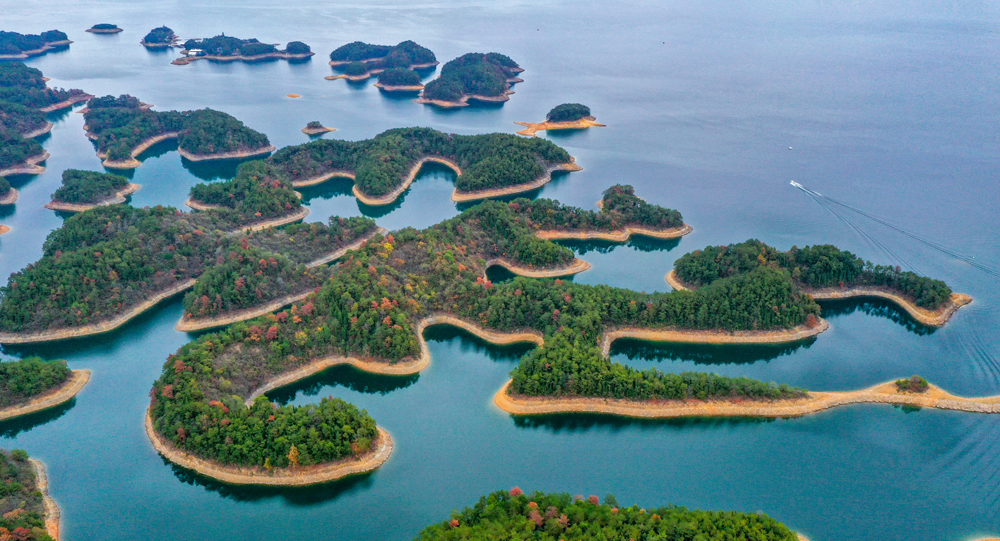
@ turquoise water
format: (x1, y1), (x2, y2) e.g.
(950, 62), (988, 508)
(2, 1), (999, 539)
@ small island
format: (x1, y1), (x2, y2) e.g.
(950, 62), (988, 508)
(372, 68), (424, 92)
(83, 94), (276, 168)
(172, 35), (313, 65)
(416, 52), (523, 107)
(266, 127), (582, 205)
(140, 26), (177, 47)
(0, 178), (18, 205)
(86, 24), (122, 34)
(0, 30), (72, 59)
(0, 449), (61, 541)
(0, 357), (90, 422)
(667, 239), (971, 326)
(301, 120), (335, 135)
(415, 489), (801, 541)
(44, 169), (140, 212)
(326, 40), (436, 82)
(515, 103), (606, 137)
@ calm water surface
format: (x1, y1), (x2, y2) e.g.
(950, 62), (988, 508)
(2, 1), (999, 540)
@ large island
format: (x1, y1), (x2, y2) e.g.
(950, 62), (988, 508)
(416, 52), (524, 107)
(173, 35), (314, 65)
(326, 40), (436, 83)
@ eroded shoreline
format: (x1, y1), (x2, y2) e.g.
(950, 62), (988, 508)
(494, 380), (1000, 418)
(0, 370), (91, 421)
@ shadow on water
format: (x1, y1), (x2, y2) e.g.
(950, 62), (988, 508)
(423, 325), (536, 362)
(454, 170), (577, 213)
(298, 177), (355, 203)
(486, 265), (578, 284)
(557, 236), (682, 256)
(609, 338), (809, 366)
(819, 298), (935, 336)
(0, 398), (75, 438)
(165, 457), (376, 504)
(0, 204), (14, 220)
(181, 154), (263, 182)
(512, 411), (777, 434)
(266, 364), (419, 405)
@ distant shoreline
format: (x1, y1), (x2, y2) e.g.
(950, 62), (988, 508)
(86, 27), (123, 34)
(44, 183), (141, 212)
(494, 379), (1000, 418)
(514, 116), (606, 137)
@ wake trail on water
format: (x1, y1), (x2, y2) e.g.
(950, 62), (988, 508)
(791, 181), (1000, 278)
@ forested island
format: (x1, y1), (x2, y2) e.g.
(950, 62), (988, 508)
(326, 40), (436, 83)
(414, 489), (800, 540)
(515, 103), (606, 137)
(417, 53), (523, 107)
(44, 169), (140, 212)
(86, 24), (122, 34)
(0, 357), (89, 421)
(264, 127), (581, 204)
(0, 62), (92, 112)
(0, 30), (71, 59)
(140, 26), (177, 47)
(302, 120), (334, 135)
(83, 94), (275, 167)
(0, 449), (59, 541)
(173, 35), (313, 65)
(669, 239), (970, 326)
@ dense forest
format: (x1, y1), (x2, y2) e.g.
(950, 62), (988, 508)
(329, 40), (435, 67)
(415, 489), (798, 541)
(673, 239), (953, 309)
(89, 24), (120, 31)
(0, 357), (71, 408)
(422, 52), (521, 102)
(0, 30), (68, 55)
(0, 61), (88, 109)
(0, 101), (47, 135)
(547, 103), (592, 122)
(266, 127), (572, 196)
(0, 449), (54, 541)
(181, 35), (311, 57)
(51, 169), (129, 204)
(83, 95), (271, 161)
(510, 185), (684, 232)
(141, 26), (175, 45)
(0, 129), (44, 171)
(377, 68), (422, 87)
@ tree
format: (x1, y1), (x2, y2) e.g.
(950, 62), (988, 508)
(287, 445), (300, 467)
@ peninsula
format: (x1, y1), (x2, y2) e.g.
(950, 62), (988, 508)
(0, 357), (90, 422)
(86, 24), (122, 34)
(416, 52), (523, 107)
(0, 30), (71, 59)
(83, 94), (275, 168)
(0, 133), (47, 178)
(414, 489), (801, 541)
(173, 35), (313, 65)
(515, 103), (606, 137)
(44, 169), (140, 212)
(0, 449), (61, 541)
(266, 127), (581, 205)
(326, 40), (436, 82)
(667, 239), (970, 326)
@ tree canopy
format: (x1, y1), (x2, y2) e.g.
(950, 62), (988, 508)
(377, 68), (422, 87)
(422, 52), (521, 102)
(415, 489), (798, 541)
(547, 103), (591, 122)
(0, 129), (43, 170)
(0, 61), (88, 109)
(51, 169), (129, 204)
(0, 449), (55, 541)
(0, 30), (68, 55)
(0, 357), (71, 408)
(141, 26), (175, 44)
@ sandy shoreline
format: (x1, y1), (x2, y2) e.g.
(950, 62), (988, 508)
(22, 122), (54, 138)
(87, 27), (123, 34)
(0, 151), (49, 177)
(494, 379), (1000, 419)
(0, 188), (18, 205)
(175, 227), (384, 331)
(172, 51), (314, 65)
(184, 204), (310, 231)
(373, 83), (424, 92)
(0, 225), (10, 235)
(486, 257), (591, 278)
(665, 270), (971, 328)
(98, 132), (181, 168)
(302, 126), (336, 135)
(451, 159), (582, 202)
(44, 183), (141, 212)
(28, 458), (61, 540)
(0, 370), (91, 422)
(514, 116), (606, 137)
(177, 145), (276, 162)
(415, 90), (513, 108)
(38, 94), (94, 113)
(0, 40), (73, 60)
(536, 223), (692, 242)
(599, 320), (828, 354)
(146, 409), (393, 486)
(354, 156), (462, 206)
(0, 280), (196, 345)
(291, 169), (355, 188)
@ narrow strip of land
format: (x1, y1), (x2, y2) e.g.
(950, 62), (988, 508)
(494, 380), (1000, 418)
(536, 223), (692, 242)
(99, 132), (181, 168)
(38, 94), (94, 113)
(599, 320), (829, 355)
(451, 161), (582, 202)
(486, 257), (591, 278)
(514, 117), (606, 137)
(22, 122), (54, 138)
(0, 152), (49, 177)
(0, 370), (90, 421)
(177, 145), (277, 162)
(28, 458), (60, 541)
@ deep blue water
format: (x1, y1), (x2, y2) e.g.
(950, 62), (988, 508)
(1, 1), (999, 539)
